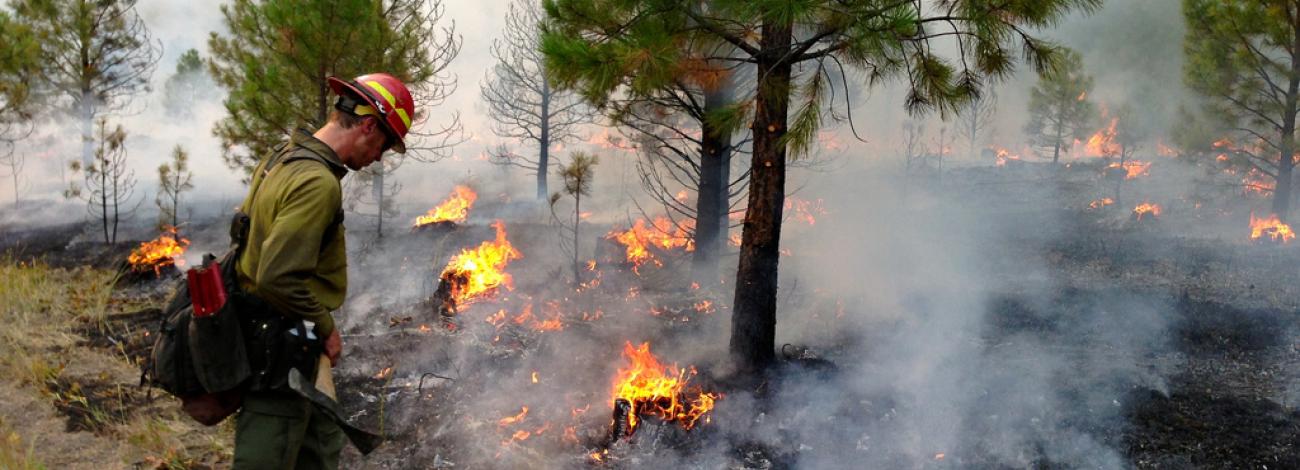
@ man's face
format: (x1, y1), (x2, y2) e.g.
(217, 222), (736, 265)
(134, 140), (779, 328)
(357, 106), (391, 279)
(346, 119), (390, 171)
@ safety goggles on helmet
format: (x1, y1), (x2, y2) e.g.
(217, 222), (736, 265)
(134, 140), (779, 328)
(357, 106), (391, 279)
(335, 93), (399, 153)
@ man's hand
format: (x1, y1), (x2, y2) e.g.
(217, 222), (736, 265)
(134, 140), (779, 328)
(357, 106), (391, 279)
(324, 329), (342, 367)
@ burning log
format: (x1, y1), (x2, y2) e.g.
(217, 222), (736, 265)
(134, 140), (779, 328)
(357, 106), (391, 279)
(603, 342), (719, 443)
(431, 221), (522, 323)
(607, 398), (633, 444)
(1249, 212), (1295, 244)
(413, 185), (477, 230)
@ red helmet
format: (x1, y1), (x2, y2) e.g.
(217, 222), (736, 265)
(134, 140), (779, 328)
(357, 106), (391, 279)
(327, 73), (415, 153)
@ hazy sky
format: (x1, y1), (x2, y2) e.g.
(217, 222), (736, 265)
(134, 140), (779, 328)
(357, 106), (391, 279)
(3, 0), (1185, 209)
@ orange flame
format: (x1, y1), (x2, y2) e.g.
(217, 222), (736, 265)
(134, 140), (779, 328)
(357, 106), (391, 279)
(1083, 118), (1120, 158)
(1132, 202), (1162, 221)
(784, 197), (826, 226)
(1242, 170), (1274, 196)
(415, 185), (478, 227)
(498, 406), (529, 427)
(439, 221), (522, 307)
(991, 146), (1021, 167)
(1249, 212), (1295, 243)
(1107, 160), (1150, 179)
(607, 217), (694, 270)
(127, 226), (189, 275)
(1088, 198), (1114, 210)
(612, 342), (719, 434)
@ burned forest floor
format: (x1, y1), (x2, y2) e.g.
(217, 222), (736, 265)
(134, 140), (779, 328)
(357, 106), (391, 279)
(2, 159), (1300, 469)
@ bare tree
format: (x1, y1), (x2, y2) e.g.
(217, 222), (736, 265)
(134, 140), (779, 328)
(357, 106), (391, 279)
(344, 158), (404, 239)
(13, 0), (160, 170)
(957, 91), (997, 160)
(67, 120), (137, 244)
(549, 152), (597, 284)
(482, 0), (592, 200)
(899, 120), (926, 200)
(0, 148), (27, 205)
(619, 89), (752, 282)
(156, 145), (194, 230)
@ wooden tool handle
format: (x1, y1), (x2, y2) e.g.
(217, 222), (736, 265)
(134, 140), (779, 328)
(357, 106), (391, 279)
(316, 355), (336, 400)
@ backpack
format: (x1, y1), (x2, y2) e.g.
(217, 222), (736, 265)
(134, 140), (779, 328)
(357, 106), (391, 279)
(142, 143), (342, 426)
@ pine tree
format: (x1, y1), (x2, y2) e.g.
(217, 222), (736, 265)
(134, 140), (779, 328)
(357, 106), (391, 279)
(1024, 50), (1096, 164)
(11, 0), (160, 171)
(156, 145), (194, 230)
(544, 0), (1102, 375)
(1184, 0), (1300, 219)
(209, 0), (463, 181)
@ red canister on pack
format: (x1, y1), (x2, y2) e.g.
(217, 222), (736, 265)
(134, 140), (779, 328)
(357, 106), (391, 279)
(187, 262), (227, 317)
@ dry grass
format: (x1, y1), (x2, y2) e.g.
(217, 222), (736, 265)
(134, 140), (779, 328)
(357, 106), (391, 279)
(0, 257), (231, 468)
(0, 416), (46, 470)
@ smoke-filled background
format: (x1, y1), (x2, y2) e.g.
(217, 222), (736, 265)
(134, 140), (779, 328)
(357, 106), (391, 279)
(5, 0), (1300, 469)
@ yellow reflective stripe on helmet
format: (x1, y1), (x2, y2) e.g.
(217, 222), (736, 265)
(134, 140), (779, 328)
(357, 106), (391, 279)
(352, 104), (377, 117)
(363, 80), (412, 130)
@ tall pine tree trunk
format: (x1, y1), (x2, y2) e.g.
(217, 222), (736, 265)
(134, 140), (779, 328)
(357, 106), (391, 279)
(1052, 117), (1064, 164)
(692, 84), (733, 284)
(573, 191), (581, 284)
(730, 19), (792, 374)
(1275, 28), (1300, 220)
(81, 90), (94, 169)
(537, 81), (552, 201)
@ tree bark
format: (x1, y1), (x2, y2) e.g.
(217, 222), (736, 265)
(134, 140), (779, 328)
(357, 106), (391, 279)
(692, 85), (733, 284)
(573, 191), (581, 284)
(730, 18), (792, 375)
(81, 89), (94, 169)
(537, 80), (552, 201)
(1052, 113), (1064, 164)
(1275, 19), (1300, 220)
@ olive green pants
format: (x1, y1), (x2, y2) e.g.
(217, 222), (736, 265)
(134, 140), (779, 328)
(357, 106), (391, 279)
(233, 391), (344, 469)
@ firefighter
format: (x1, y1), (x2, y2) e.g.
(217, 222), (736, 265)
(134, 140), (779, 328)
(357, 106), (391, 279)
(232, 73), (414, 469)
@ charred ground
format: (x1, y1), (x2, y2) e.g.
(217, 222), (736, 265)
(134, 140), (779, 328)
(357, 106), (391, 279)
(1, 160), (1298, 469)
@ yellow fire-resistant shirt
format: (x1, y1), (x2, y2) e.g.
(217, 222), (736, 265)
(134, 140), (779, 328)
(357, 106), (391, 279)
(236, 129), (349, 336)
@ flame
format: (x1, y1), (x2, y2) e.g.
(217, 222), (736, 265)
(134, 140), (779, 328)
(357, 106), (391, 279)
(1249, 212), (1295, 243)
(607, 217), (694, 270)
(531, 371), (539, 384)
(1242, 170), (1274, 196)
(486, 309), (508, 328)
(611, 342), (719, 435)
(415, 185), (478, 227)
(1089, 198), (1114, 210)
(1107, 160), (1150, 179)
(438, 221), (522, 308)
(127, 226), (190, 275)
(498, 406), (529, 427)
(1132, 202), (1162, 221)
(1083, 117), (1120, 158)
(693, 300), (716, 313)
(1156, 140), (1178, 157)
(991, 146), (1021, 167)
(784, 197), (826, 226)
